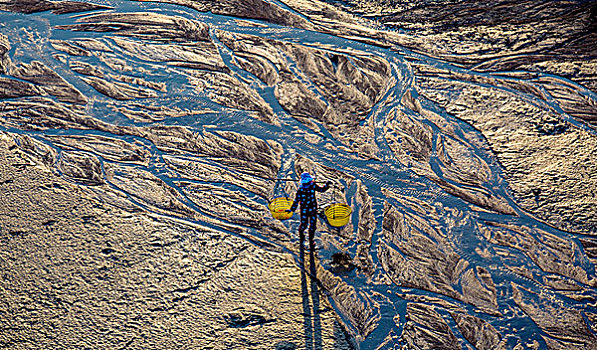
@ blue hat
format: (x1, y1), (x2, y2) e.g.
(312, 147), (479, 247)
(300, 172), (313, 184)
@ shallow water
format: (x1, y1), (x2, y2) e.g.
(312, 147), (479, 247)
(1, 1), (596, 349)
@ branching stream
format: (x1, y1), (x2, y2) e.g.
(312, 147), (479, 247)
(1, 0), (596, 349)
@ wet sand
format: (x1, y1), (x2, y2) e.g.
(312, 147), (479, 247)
(1, 0), (596, 349)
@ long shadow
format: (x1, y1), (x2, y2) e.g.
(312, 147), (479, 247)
(309, 248), (322, 350)
(300, 246), (323, 350)
(300, 246), (313, 350)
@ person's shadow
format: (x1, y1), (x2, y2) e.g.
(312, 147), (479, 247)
(299, 245), (322, 350)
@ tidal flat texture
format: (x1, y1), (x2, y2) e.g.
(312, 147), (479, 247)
(0, 0), (596, 349)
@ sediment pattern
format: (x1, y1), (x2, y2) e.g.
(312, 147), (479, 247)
(1, 0), (596, 349)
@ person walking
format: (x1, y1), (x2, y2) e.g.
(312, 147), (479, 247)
(287, 172), (331, 248)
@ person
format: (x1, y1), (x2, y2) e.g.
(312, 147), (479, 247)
(287, 172), (330, 248)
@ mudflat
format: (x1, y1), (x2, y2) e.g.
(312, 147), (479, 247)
(1, 0), (596, 349)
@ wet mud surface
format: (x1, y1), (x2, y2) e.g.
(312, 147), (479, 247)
(1, 0), (596, 349)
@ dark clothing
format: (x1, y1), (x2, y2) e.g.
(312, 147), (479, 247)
(290, 181), (329, 241)
(289, 182), (329, 215)
(299, 214), (317, 242)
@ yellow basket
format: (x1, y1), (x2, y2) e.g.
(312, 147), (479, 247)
(324, 203), (352, 227)
(268, 197), (294, 220)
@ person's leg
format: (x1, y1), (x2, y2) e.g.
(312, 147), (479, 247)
(298, 214), (308, 242)
(308, 214), (317, 247)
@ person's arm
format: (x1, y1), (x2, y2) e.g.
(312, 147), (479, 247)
(288, 189), (301, 212)
(315, 181), (332, 192)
